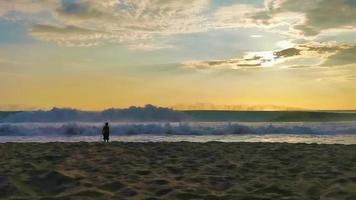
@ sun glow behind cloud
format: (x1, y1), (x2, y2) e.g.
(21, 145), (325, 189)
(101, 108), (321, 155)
(0, 0), (356, 110)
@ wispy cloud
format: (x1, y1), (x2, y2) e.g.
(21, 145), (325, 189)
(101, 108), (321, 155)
(172, 103), (303, 111)
(213, 0), (356, 37)
(346, 75), (356, 81)
(1, 0), (356, 51)
(31, 25), (102, 47)
(0, 0), (211, 49)
(0, 104), (39, 111)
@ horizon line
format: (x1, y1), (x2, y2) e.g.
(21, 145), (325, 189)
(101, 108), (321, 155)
(1, 106), (356, 112)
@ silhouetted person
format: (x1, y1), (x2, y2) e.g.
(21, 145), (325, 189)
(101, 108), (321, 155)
(102, 122), (110, 143)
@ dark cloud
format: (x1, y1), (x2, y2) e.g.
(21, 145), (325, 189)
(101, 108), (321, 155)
(273, 48), (301, 58)
(322, 46), (356, 66)
(57, 0), (111, 20)
(271, 0), (356, 36)
(283, 65), (315, 69)
(244, 55), (263, 61)
(278, 43), (356, 68)
(237, 63), (262, 67)
(61, 1), (87, 15)
(300, 44), (347, 53)
(206, 61), (228, 66)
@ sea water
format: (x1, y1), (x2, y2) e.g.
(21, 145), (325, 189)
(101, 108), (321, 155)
(0, 122), (356, 144)
(1, 134), (356, 144)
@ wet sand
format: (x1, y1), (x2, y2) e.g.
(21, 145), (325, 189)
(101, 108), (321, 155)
(0, 142), (355, 200)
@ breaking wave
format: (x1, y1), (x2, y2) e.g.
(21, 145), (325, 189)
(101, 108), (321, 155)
(0, 122), (356, 136)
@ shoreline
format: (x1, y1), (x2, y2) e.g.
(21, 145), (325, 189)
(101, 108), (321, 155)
(1, 141), (356, 145)
(1, 134), (356, 145)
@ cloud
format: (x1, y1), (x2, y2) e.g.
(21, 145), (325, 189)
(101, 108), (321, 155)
(213, 4), (273, 29)
(0, 104), (39, 111)
(0, 55), (26, 67)
(1, 0), (356, 49)
(281, 0), (356, 36)
(267, 43), (355, 68)
(214, 0), (356, 37)
(183, 51), (274, 70)
(0, 0), (211, 49)
(172, 103), (303, 111)
(346, 75), (356, 81)
(183, 42), (356, 70)
(31, 25), (103, 47)
(273, 47), (301, 58)
(322, 46), (356, 67)
(0, 1), (56, 15)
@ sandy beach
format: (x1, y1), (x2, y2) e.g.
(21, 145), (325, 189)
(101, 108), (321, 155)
(0, 142), (355, 200)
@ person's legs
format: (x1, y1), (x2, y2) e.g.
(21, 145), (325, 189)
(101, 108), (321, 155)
(104, 135), (109, 142)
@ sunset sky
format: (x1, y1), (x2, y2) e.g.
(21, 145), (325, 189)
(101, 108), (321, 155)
(1, 0), (356, 110)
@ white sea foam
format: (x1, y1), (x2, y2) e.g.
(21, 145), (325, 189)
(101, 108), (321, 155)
(0, 122), (356, 136)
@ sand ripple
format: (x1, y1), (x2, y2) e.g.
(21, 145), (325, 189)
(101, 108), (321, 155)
(0, 142), (355, 199)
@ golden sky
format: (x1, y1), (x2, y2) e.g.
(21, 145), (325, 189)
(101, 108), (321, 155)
(1, 0), (356, 110)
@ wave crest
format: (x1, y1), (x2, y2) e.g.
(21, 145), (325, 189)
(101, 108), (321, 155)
(1, 122), (356, 136)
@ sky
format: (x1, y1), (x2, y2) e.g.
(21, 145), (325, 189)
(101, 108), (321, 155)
(0, 0), (356, 110)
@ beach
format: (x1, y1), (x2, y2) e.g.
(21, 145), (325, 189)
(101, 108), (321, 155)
(0, 142), (355, 200)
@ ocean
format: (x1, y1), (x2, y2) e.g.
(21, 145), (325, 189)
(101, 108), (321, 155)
(0, 121), (356, 144)
(1, 134), (356, 144)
